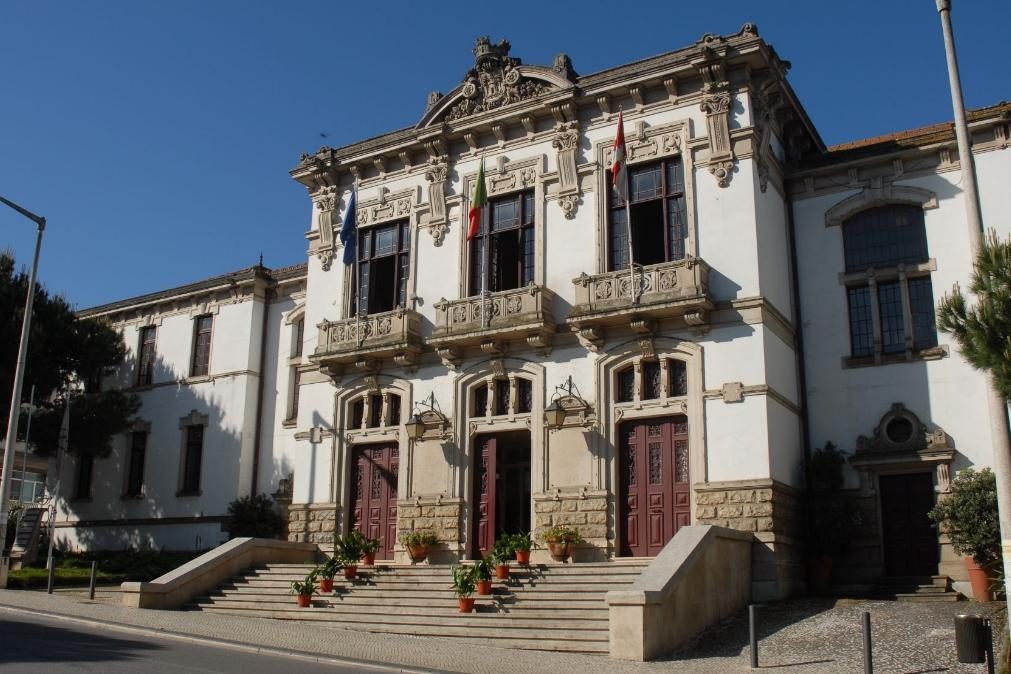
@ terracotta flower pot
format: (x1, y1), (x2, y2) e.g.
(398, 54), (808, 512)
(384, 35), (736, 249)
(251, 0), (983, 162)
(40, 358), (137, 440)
(458, 597), (476, 613)
(408, 544), (430, 563)
(547, 541), (571, 562)
(495, 564), (510, 580)
(319, 578), (334, 593)
(476, 579), (493, 595)
(344, 565), (358, 580)
(515, 549), (531, 565)
(965, 557), (995, 602)
(296, 594), (312, 608)
(361, 552), (376, 566)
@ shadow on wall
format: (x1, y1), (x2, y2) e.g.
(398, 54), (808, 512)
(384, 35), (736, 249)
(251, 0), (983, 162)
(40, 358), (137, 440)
(55, 350), (289, 552)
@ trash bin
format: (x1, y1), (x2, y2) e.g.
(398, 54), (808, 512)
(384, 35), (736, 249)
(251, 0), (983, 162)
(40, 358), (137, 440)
(954, 614), (987, 664)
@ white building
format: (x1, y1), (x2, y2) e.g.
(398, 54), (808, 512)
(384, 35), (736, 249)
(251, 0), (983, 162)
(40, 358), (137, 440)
(63, 26), (1010, 599)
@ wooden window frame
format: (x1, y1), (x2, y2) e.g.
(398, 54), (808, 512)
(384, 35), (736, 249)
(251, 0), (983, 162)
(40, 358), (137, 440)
(468, 190), (535, 296)
(606, 157), (687, 271)
(190, 314), (213, 377)
(137, 325), (157, 386)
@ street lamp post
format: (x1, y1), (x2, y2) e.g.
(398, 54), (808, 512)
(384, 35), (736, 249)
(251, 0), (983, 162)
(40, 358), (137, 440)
(0, 195), (45, 587)
(935, 0), (1011, 627)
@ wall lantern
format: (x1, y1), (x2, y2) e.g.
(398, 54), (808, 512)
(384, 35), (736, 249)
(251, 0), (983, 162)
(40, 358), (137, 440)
(544, 375), (582, 429)
(405, 392), (442, 440)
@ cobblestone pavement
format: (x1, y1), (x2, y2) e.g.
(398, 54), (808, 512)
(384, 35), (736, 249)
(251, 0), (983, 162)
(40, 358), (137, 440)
(0, 589), (1003, 673)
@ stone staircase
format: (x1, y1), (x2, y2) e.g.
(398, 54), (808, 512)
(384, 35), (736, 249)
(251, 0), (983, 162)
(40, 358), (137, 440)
(870, 576), (962, 602)
(188, 559), (651, 654)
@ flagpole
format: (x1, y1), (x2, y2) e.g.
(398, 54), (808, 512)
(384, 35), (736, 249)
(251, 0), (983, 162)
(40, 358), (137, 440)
(353, 180), (364, 348)
(482, 199), (489, 330)
(625, 199), (636, 304)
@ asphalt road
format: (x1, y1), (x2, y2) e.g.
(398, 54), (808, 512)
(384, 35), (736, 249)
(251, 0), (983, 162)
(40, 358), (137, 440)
(0, 610), (411, 673)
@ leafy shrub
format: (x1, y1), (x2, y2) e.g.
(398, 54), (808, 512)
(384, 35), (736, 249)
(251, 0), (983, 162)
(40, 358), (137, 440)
(399, 530), (438, 548)
(929, 468), (1000, 565)
(452, 564), (477, 598)
(539, 526), (583, 545)
(226, 494), (284, 539)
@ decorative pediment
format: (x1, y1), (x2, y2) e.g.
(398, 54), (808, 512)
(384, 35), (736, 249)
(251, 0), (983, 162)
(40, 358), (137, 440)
(417, 37), (575, 129)
(855, 403), (951, 454)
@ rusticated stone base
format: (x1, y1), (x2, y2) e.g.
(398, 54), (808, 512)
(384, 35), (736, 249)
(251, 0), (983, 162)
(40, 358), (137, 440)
(532, 491), (610, 562)
(694, 479), (805, 600)
(287, 502), (338, 549)
(396, 497), (464, 564)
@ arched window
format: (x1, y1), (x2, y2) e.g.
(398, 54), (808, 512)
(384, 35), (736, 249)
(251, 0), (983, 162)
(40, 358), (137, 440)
(348, 391), (402, 431)
(615, 358), (688, 404)
(472, 376), (534, 417)
(842, 206), (937, 360)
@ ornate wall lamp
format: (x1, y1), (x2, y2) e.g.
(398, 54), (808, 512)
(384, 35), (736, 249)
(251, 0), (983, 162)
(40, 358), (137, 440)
(405, 392), (447, 440)
(544, 375), (591, 430)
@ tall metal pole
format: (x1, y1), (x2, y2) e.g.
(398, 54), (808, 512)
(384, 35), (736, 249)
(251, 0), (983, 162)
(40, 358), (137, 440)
(0, 197), (45, 577)
(936, 0), (1011, 625)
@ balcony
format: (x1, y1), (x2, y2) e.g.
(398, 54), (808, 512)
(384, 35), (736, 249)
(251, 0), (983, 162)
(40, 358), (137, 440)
(567, 258), (712, 342)
(311, 308), (423, 371)
(429, 284), (555, 363)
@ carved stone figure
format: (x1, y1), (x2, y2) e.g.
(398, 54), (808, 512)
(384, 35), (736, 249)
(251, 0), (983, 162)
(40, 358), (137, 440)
(446, 37), (549, 121)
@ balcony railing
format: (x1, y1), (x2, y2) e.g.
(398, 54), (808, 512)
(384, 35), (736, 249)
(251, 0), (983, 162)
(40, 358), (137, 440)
(429, 284), (555, 354)
(568, 257), (712, 327)
(312, 308), (422, 367)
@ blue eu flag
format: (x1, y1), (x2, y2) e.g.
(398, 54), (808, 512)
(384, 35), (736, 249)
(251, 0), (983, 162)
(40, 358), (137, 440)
(340, 188), (357, 266)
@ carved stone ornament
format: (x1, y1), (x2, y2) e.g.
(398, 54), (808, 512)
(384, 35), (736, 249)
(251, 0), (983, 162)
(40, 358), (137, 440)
(446, 37), (550, 122)
(552, 121), (581, 219)
(424, 157), (450, 245)
(314, 188), (339, 271)
(355, 187), (417, 227)
(855, 403), (951, 455)
(696, 52), (735, 187)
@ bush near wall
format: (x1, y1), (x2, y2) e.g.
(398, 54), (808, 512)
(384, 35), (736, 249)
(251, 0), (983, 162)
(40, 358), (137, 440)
(7, 549), (204, 588)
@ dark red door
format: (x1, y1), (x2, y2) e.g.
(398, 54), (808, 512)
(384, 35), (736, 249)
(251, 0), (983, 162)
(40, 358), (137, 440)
(472, 435), (498, 558)
(619, 417), (690, 557)
(880, 472), (938, 577)
(350, 444), (399, 560)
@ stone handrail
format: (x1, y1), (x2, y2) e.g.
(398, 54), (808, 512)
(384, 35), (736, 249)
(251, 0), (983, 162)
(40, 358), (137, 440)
(430, 283), (554, 340)
(570, 257), (710, 317)
(314, 308), (422, 358)
(606, 525), (753, 661)
(120, 537), (318, 609)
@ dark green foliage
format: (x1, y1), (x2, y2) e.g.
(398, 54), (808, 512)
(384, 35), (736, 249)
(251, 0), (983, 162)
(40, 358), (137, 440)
(1, 251), (139, 458)
(451, 564), (477, 598)
(807, 443), (862, 556)
(472, 556), (493, 581)
(7, 548), (203, 588)
(937, 229), (1011, 400)
(928, 468), (1000, 565)
(226, 494), (285, 539)
(333, 530), (364, 565)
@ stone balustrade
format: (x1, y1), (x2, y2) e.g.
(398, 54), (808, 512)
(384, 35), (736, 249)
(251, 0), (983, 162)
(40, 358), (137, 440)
(429, 284), (555, 358)
(312, 308), (422, 368)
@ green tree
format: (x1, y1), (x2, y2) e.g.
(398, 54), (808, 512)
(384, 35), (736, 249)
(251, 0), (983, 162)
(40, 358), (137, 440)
(936, 229), (1011, 399)
(1, 251), (139, 458)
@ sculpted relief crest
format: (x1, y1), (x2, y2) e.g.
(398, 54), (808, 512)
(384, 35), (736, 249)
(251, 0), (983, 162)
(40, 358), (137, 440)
(446, 37), (549, 121)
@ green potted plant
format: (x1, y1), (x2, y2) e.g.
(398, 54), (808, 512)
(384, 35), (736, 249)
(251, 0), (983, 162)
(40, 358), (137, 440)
(491, 537), (513, 579)
(509, 532), (533, 565)
(335, 532), (364, 579)
(359, 534), (381, 566)
(539, 526), (583, 562)
(452, 564), (478, 613)
(290, 570), (317, 607)
(472, 556), (493, 595)
(806, 442), (862, 595)
(400, 530), (438, 563)
(929, 467), (1000, 602)
(316, 555), (341, 593)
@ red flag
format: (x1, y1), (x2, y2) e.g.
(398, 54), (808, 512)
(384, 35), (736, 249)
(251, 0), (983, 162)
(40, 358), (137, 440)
(611, 109), (628, 204)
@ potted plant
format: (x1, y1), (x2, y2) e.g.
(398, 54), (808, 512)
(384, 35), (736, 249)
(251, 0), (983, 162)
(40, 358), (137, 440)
(290, 571), (317, 608)
(806, 442), (862, 596)
(400, 530), (439, 563)
(472, 556), (493, 595)
(335, 532), (364, 579)
(452, 564), (477, 613)
(540, 526), (583, 562)
(510, 532), (533, 565)
(316, 555), (341, 593)
(929, 467), (1000, 602)
(491, 537), (513, 579)
(359, 534), (381, 566)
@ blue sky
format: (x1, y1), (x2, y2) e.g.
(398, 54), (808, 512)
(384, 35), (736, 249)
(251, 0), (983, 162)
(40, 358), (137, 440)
(2, 1), (1009, 308)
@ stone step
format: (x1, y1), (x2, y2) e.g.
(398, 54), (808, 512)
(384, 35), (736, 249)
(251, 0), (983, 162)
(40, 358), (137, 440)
(212, 588), (610, 604)
(250, 566), (647, 579)
(191, 599), (608, 624)
(224, 578), (629, 592)
(200, 594), (607, 614)
(207, 590), (606, 609)
(262, 560), (650, 572)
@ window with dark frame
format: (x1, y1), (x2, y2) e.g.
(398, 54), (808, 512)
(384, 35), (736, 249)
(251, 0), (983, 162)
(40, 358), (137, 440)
(293, 318), (305, 357)
(351, 220), (410, 316)
(516, 379), (533, 414)
(181, 425), (203, 495)
(288, 368), (301, 421)
(669, 359), (688, 397)
(842, 205), (937, 360)
(351, 399), (365, 429)
(469, 191), (535, 295)
(137, 326), (157, 386)
(126, 431), (147, 497)
(190, 315), (213, 377)
(74, 454), (94, 500)
(368, 394), (384, 428)
(616, 367), (635, 403)
(608, 158), (687, 271)
(642, 361), (662, 401)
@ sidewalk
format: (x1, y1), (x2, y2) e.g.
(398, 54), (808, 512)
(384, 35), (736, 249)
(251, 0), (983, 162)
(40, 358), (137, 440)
(0, 588), (998, 673)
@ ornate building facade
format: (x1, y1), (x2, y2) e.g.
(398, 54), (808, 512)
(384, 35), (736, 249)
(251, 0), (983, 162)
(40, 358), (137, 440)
(63, 26), (1011, 600)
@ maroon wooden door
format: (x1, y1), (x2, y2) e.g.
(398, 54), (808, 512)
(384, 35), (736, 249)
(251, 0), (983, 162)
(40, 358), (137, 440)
(880, 472), (938, 577)
(350, 444), (399, 560)
(472, 435), (498, 558)
(619, 417), (690, 557)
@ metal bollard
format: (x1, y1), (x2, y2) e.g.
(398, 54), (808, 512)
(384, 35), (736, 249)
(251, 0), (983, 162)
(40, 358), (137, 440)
(749, 604), (758, 668)
(46, 557), (54, 594)
(862, 611), (873, 674)
(88, 561), (97, 600)
(954, 614), (995, 674)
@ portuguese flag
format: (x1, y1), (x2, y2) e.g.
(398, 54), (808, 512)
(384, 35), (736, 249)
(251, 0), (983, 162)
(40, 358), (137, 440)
(467, 158), (487, 240)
